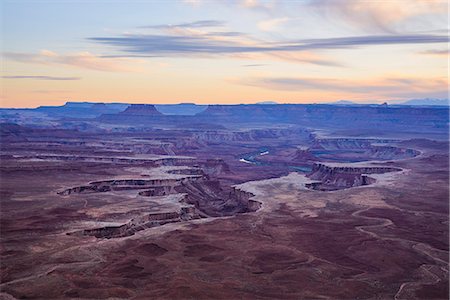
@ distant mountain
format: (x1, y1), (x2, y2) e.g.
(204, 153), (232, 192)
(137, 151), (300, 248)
(155, 103), (207, 115)
(326, 100), (358, 105)
(398, 98), (449, 106)
(327, 99), (450, 106)
(63, 102), (129, 110)
(36, 102), (129, 118)
(255, 101), (278, 105)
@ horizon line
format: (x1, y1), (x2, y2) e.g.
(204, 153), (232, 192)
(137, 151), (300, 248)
(1, 98), (449, 109)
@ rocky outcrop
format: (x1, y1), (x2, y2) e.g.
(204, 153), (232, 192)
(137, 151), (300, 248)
(61, 172), (262, 237)
(89, 178), (183, 186)
(120, 104), (162, 116)
(176, 180), (259, 217)
(68, 208), (201, 239)
(248, 200), (262, 211)
(58, 185), (111, 195)
(194, 131), (257, 143)
(16, 154), (161, 165)
(167, 168), (204, 176)
(154, 157), (197, 166)
(66, 177), (262, 238)
(309, 138), (419, 161)
(309, 163), (401, 175)
(311, 139), (373, 150)
(58, 177), (204, 195)
(306, 163), (401, 190)
(365, 146), (419, 160)
(144, 143), (177, 155)
(192, 128), (312, 144)
(291, 149), (317, 162)
(201, 159), (231, 176)
(138, 186), (176, 197)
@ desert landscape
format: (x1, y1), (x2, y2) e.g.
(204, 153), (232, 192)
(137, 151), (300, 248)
(2, 0), (449, 298)
(0, 102), (448, 299)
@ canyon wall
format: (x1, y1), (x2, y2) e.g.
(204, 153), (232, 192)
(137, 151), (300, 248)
(306, 163), (401, 190)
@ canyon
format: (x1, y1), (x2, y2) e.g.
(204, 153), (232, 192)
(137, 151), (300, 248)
(0, 102), (448, 299)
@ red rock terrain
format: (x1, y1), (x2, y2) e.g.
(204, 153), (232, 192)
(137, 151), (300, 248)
(0, 104), (448, 299)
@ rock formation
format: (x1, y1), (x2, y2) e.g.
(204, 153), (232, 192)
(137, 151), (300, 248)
(119, 104), (162, 116)
(306, 162), (401, 190)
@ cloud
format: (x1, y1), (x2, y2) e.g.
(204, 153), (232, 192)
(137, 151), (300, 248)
(242, 64), (267, 67)
(86, 15), (448, 68)
(258, 17), (290, 31)
(1, 75), (81, 80)
(90, 34), (264, 55)
(266, 52), (341, 67)
(290, 34), (449, 50)
(3, 50), (145, 72)
(204, 31), (243, 37)
(99, 54), (161, 58)
(230, 51), (340, 67)
(87, 31), (449, 68)
(140, 20), (225, 29)
(310, 0), (448, 33)
(89, 32), (449, 56)
(235, 76), (449, 98)
(419, 49), (449, 56)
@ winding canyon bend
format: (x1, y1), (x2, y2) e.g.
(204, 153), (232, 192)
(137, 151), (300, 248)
(0, 103), (448, 299)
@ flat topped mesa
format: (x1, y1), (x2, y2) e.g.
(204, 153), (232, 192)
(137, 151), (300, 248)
(120, 104), (162, 116)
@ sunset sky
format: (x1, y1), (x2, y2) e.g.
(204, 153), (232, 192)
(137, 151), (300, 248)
(1, 0), (449, 108)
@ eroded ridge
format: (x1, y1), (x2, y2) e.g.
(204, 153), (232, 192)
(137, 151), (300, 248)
(57, 177), (204, 196)
(69, 208), (205, 239)
(61, 169), (260, 238)
(305, 162), (402, 191)
(309, 138), (420, 161)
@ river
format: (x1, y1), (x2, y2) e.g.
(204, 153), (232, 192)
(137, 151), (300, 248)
(239, 147), (312, 173)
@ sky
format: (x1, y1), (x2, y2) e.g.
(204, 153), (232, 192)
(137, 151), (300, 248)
(1, 0), (449, 108)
